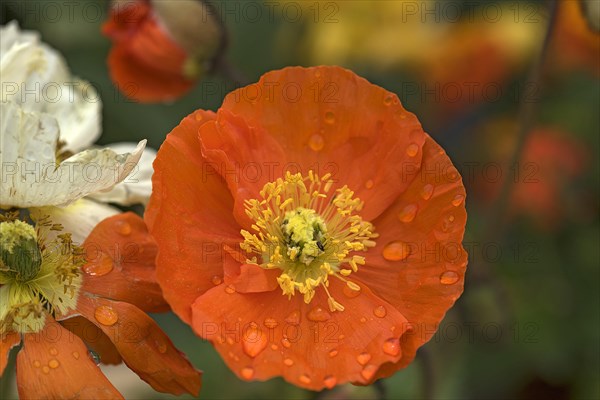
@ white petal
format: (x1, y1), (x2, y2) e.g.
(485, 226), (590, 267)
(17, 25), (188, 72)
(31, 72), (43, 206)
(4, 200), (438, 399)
(0, 21), (101, 152)
(87, 143), (156, 206)
(0, 104), (146, 208)
(30, 199), (121, 245)
(0, 21), (38, 56)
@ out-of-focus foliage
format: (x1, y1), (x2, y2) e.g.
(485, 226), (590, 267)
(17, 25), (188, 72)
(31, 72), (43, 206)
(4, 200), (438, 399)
(1, 1), (598, 399)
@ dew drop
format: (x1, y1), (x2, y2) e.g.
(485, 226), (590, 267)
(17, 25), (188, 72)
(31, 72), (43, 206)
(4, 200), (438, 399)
(195, 113), (203, 121)
(48, 359), (60, 369)
(242, 326), (268, 358)
(241, 367), (254, 380)
(49, 347), (58, 356)
(94, 305), (119, 326)
(270, 344), (279, 351)
(42, 366), (50, 374)
(263, 318), (279, 329)
(72, 351), (80, 360)
(356, 352), (372, 366)
(114, 220), (131, 236)
(373, 305), (387, 318)
(361, 364), (378, 381)
(383, 338), (400, 356)
(285, 310), (301, 325)
(324, 111), (335, 124)
(281, 337), (292, 348)
(328, 349), (338, 358)
(309, 134), (325, 152)
(226, 337), (234, 345)
(452, 194), (465, 207)
(406, 143), (419, 157)
(225, 285), (236, 294)
(365, 179), (374, 189)
(307, 306), (331, 322)
(383, 95), (394, 106)
(299, 374), (312, 385)
(283, 358), (294, 367)
(343, 284), (360, 298)
(440, 270), (459, 285)
(360, 317), (367, 323)
(211, 275), (222, 286)
(382, 241), (411, 261)
(324, 375), (337, 389)
(33, 360), (41, 368)
(421, 184), (434, 200)
(156, 340), (167, 354)
(398, 204), (418, 223)
(83, 253), (114, 277)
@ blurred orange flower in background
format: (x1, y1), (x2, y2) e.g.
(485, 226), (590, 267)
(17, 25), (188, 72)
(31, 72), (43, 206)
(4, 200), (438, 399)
(146, 66), (467, 390)
(0, 213), (201, 398)
(102, 0), (224, 103)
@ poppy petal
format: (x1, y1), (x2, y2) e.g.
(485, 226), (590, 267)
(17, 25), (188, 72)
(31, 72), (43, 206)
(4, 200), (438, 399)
(147, 110), (241, 323)
(60, 316), (122, 365)
(1, 332), (20, 376)
(16, 319), (122, 399)
(201, 65), (425, 223)
(356, 135), (468, 379)
(81, 212), (167, 312)
(191, 278), (409, 390)
(77, 296), (201, 396)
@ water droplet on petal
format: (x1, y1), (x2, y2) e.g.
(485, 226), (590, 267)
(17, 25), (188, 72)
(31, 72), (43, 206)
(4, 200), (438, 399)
(264, 318), (278, 329)
(421, 184), (434, 200)
(72, 351), (80, 360)
(270, 344), (278, 351)
(328, 349), (338, 358)
(307, 306), (331, 322)
(48, 359), (60, 369)
(211, 275), (222, 285)
(357, 352), (372, 366)
(406, 143), (419, 157)
(398, 204), (418, 223)
(283, 358), (294, 367)
(299, 374), (312, 385)
(440, 270), (459, 285)
(33, 360), (41, 368)
(383, 338), (401, 356)
(343, 283), (360, 298)
(225, 285), (236, 294)
(452, 194), (465, 207)
(94, 305), (119, 326)
(360, 317), (367, 323)
(324, 375), (337, 389)
(242, 326), (267, 358)
(365, 179), (374, 189)
(49, 347), (58, 356)
(382, 241), (411, 261)
(83, 253), (114, 277)
(309, 134), (325, 152)
(361, 364), (378, 381)
(156, 340), (167, 354)
(42, 366), (50, 374)
(373, 305), (387, 318)
(324, 111), (335, 124)
(285, 310), (301, 325)
(383, 95), (394, 106)
(281, 337), (292, 348)
(114, 220), (131, 236)
(241, 367), (254, 380)
(195, 113), (203, 121)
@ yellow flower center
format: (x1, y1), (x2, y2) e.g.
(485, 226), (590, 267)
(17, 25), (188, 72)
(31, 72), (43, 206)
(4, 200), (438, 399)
(240, 172), (377, 312)
(0, 213), (83, 334)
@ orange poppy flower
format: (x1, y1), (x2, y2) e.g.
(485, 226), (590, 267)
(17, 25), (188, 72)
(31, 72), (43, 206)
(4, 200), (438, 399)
(0, 212), (201, 398)
(102, 0), (223, 103)
(146, 66), (467, 390)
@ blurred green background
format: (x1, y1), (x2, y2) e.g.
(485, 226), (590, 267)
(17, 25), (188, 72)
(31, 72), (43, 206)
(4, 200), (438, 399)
(1, 0), (599, 399)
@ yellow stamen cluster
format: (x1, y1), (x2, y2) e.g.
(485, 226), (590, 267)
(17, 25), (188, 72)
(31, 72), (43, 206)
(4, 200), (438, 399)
(0, 213), (84, 334)
(240, 171), (377, 312)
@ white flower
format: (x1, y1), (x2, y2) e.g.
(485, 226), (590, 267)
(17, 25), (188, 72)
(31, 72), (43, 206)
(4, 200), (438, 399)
(1, 21), (155, 242)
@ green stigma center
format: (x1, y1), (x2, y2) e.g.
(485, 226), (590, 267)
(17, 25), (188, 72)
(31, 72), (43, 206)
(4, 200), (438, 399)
(0, 220), (42, 282)
(282, 208), (327, 266)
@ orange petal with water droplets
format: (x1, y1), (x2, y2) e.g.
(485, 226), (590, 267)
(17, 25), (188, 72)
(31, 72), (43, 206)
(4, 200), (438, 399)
(16, 319), (123, 399)
(146, 109), (241, 324)
(1, 332), (21, 376)
(81, 212), (167, 313)
(77, 296), (201, 396)
(357, 135), (467, 381)
(191, 279), (409, 390)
